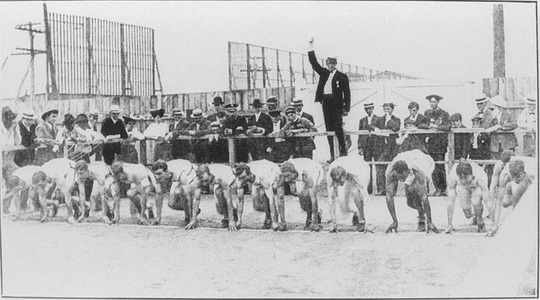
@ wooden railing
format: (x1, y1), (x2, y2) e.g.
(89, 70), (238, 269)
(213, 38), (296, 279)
(2, 129), (535, 171)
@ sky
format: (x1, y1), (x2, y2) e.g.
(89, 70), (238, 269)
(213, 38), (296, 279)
(0, 1), (537, 98)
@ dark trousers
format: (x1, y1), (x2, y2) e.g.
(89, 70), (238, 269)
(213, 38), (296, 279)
(171, 140), (191, 160)
(103, 143), (121, 165)
(429, 152), (447, 192)
(322, 95), (347, 160)
(376, 141), (398, 194)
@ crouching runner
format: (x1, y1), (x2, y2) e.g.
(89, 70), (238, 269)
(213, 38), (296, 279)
(69, 160), (110, 222)
(4, 165), (42, 219)
(445, 160), (489, 233)
(385, 149), (439, 234)
(185, 164), (238, 230)
(278, 158), (324, 231)
(151, 159), (199, 226)
(234, 160), (281, 230)
(327, 154), (371, 233)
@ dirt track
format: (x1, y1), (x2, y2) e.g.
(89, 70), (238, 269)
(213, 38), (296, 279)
(1, 194), (534, 298)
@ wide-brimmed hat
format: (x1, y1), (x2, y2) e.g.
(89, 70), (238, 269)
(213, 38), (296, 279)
(190, 108), (205, 119)
(21, 109), (35, 120)
(363, 102), (375, 108)
(213, 96), (224, 106)
(471, 115), (483, 122)
(2, 106), (18, 121)
(172, 108), (184, 116)
(426, 94), (443, 102)
(41, 108), (59, 120)
(109, 105), (121, 113)
(490, 95), (507, 108)
(475, 93), (488, 104)
(249, 99), (265, 108)
(291, 98), (303, 106)
(150, 108), (165, 118)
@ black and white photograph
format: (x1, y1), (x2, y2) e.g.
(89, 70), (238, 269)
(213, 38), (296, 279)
(0, 1), (538, 298)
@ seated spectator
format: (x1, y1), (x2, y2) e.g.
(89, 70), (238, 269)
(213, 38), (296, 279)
(450, 113), (471, 160)
(223, 103), (248, 162)
(144, 108), (171, 162)
(246, 99), (273, 160)
(280, 106), (317, 159)
(167, 108), (191, 160)
(15, 108), (37, 167)
(120, 115), (145, 163)
(34, 108), (61, 166)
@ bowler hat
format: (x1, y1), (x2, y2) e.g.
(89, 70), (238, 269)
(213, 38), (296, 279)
(426, 94), (443, 101)
(249, 99), (265, 108)
(41, 108), (59, 120)
(213, 96), (224, 106)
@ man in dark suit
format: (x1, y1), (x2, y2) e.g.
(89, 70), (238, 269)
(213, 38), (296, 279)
(376, 102), (401, 195)
(291, 98), (314, 124)
(424, 94), (451, 196)
(398, 101), (429, 153)
(15, 109), (37, 167)
(223, 103), (249, 162)
(473, 94), (498, 186)
(207, 96), (228, 124)
(358, 102), (383, 194)
(450, 113), (471, 160)
(308, 38), (350, 161)
(100, 105), (128, 165)
(246, 99), (273, 161)
(169, 108), (191, 160)
(183, 109), (213, 163)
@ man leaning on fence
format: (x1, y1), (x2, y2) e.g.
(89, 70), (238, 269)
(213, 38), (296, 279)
(14, 109), (37, 167)
(246, 98), (273, 160)
(100, 105), (128, 165)
(358, 102), (383, 195)
(34, 108), (60, 166)
(168, 108), (191, 160)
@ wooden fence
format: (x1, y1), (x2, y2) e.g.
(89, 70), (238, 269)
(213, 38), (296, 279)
(1, 86), (295, 120)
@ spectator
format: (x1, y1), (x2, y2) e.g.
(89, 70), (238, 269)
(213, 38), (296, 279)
(223, 103), (249, 162)
(517, 95), (536, 157)
(100, 105), (128, 165)
(184, 108), (213, 163)
(450, 113), (471, 160)
(246, 99), (273, 160)
(55, 113), (85, 160)
(14, 108), (37, 167)
(358, 102), (383, 194)
(74, 113), (105, 163)
(424, 94), (451, 196)
(265, 107), (292, 163)
(376, 102), (400, 196)
(470, 115), (491, 162)
(120, 115), (145, 163)
(488, 95), (518, 159)
(144, 108), (171, 162)
(207, 96), (227, 124)
(88, 109), (103, 161)
(2, 106), (20, 214)
(281, 106), (317, 159)
(34, 108), (60, 166)
(308, 38), (350, 160)
(473, 94), (498, 184)
(167, 108), (191, 160)
(291, 98), (314, 124)
(208, 121), (228, 163)
(398, 101), (429, 154)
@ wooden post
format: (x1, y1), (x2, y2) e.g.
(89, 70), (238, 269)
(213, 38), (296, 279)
(228, 42), (233, 91)
(120, 24), (126, 96)
(246, 44), (251, 90)
(447, 131), (455, 173)
(493, 4), (506, 78)
(228, 138), (236, 165)
(515, 131), (524, 155)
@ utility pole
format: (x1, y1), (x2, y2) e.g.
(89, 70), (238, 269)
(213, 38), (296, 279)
(493, 4), (506, 78)
(12, 22), (45, 102)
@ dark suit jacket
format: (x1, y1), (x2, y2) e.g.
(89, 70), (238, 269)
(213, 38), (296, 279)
(454, 125), (471, 160)
(100, 118), (128, 139)
(300, 112), (314, 125)
(186, 119), (213, 137)
(404, 113), (430, 129)
(358, 114), (383, 154)
(223, 114), (248, 135)
(247, 112), (273, 135)
(18, 121), (37, 147)
(424, 108), (451, 154)
(169, 120), (191, 139)
(308, 50), (351, 112)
